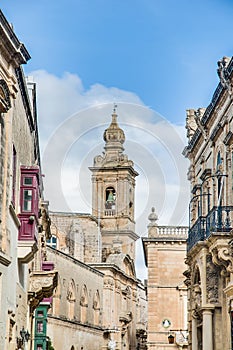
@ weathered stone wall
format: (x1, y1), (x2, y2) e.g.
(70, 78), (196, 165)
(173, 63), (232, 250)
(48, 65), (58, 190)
(46, 247), (104, 350)
(50, 212), (101, 263)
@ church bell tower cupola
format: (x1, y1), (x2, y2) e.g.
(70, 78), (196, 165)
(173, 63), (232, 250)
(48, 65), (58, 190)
(89, 107), (139, 259)
(103, 108), (125, 155)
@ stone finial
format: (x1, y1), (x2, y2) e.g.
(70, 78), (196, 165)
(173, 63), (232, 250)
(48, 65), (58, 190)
(147, 207), (158, 237)
(148, 207), (158, 227)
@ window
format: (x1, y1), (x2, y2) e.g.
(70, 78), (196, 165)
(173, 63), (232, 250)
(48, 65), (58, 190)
(217, 151), (222, 171)
(24, 177), (33, 186)
(37, 310), (44, 318)
(105, 187), (116, 210)
(19, 166), (40, 216)
(93, 290), (100, 325)
(23, 189), (33, 211)
(80, 285), (88, 323)
(36, 321), (43, 333)
(47, 235), (57, 249)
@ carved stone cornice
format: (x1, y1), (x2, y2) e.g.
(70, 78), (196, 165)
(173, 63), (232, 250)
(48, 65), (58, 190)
(0, 10), (30, 66)
(28, 270), (58, 311)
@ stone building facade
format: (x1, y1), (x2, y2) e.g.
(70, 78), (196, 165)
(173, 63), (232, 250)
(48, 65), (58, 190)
(183, 56), (233, 349)
(142, 209), (188, 350)
(45, 112), (147, 350)
(46, 243), (104, 350)
(0, 10), (57, 350)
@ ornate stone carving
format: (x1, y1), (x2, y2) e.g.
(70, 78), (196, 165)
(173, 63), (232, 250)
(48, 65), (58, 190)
(183, 269), (191, 287)
(194, 108), (208, 140)
(186, 109), (198, 141)
(210, 241), (233, 275)
(115, 280), (121, 293)
(206, 254), (219, 303)
(29, 270), (58, 311)
(191, 283), (202, 320)
(104, 277), (114, 290)
(217, 56), (232, 93)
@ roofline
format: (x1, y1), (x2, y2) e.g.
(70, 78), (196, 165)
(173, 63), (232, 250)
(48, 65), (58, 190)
(47, 246), (104, 277)
(49, 211), (100, 225)
(185, 57), (233, 154)
(0, 9), (31, 64)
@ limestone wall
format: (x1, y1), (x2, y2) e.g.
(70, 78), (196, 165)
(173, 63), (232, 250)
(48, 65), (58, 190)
(46, 246), (104, 349)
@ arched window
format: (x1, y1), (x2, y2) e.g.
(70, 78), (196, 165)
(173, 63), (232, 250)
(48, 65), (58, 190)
(80, 285), (88, 323)
(67, 279), (76, 319)
(105, 187), (116, 216)
(217, 151), (222, 172)
(46, 235), (57, 249)
(105, 187), (116, 208)
(194, 267), (201, 285)
(93, 290), (100, 325)
(52, 275), (61, 315)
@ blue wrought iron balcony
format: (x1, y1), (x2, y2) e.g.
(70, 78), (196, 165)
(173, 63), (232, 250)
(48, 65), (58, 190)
(187, 206), (233, 251)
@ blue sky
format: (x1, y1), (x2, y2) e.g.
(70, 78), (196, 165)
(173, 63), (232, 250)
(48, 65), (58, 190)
(2, 0), (233, 123)
(1, 1), (233, 277)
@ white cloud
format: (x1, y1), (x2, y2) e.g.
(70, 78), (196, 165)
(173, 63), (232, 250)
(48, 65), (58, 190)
(31, 70), (189, 280)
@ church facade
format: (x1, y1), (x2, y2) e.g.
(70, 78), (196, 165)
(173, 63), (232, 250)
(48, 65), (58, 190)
(44, 112), (147, 350)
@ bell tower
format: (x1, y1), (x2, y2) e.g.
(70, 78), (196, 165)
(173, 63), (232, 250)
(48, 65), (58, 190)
(89, 107), (139, 259)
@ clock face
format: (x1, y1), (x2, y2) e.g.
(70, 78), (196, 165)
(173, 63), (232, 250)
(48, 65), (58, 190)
(162, 319), (171, 328)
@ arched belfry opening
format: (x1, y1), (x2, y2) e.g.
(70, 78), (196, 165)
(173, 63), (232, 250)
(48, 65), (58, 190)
(105, 186), (116, 212)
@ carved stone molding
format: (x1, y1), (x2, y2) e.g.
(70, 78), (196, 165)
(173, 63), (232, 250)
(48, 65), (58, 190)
(104, 277), (114, 290)
(209, 239), (233, 275)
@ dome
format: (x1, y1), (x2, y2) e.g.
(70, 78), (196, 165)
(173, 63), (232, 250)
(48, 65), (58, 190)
(103, 112), (125, 145)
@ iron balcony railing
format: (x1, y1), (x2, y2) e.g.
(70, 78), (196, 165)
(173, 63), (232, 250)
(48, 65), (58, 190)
(187, 206), (233, 251)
